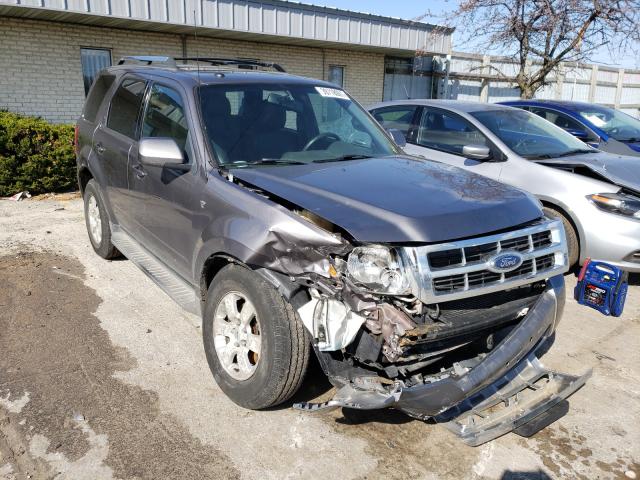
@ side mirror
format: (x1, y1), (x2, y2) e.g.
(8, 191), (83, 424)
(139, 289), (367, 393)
(462, 144), (492, 160)
(386, 128), (407, 148)
(139, 138), (189, 170)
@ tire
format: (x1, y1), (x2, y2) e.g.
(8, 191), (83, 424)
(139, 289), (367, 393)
(543, 206), (579, 268)
(202, 264), (310, 409)
(83, 179), (120, 259)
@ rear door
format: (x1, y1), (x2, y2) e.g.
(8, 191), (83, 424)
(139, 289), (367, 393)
(92, 75), (147, 229)
(404, 107), (503, 179)
(127, 80), (203, 279)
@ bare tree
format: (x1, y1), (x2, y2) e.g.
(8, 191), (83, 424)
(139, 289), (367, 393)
(421, 0), (640, 98)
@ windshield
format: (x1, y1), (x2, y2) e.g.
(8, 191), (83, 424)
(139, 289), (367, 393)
(573, 104), (640, 142)
(198, 83), (398, 167)
(471, 109), (593, 159)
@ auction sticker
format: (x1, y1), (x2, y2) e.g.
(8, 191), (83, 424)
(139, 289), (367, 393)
(315, 86), (349, 99)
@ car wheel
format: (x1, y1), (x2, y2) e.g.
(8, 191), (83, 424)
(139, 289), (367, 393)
(543, 206), (579, 267)
(202, 264), (310, 409)
(83, 179), (120, 259)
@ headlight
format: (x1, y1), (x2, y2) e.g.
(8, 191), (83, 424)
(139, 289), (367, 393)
(347, 246), (410, 294)
(587, 192), (640, 219)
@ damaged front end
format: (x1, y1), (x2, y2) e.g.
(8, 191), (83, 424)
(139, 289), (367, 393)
(284, 217), (588, 445)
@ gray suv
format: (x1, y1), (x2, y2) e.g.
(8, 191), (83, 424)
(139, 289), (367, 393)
(76, 56), (586, 445)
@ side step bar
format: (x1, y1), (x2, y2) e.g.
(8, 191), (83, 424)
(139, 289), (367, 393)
(111, 224), (201, 315)
(435, 355), (591, 446)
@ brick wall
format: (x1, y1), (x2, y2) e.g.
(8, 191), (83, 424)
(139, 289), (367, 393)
(0, 16), (385, 124)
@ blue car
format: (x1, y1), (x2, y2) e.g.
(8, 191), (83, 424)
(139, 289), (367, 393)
(500, 100), (640, 157)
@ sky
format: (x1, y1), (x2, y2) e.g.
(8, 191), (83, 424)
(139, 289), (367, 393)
(308, 0), (637, 69)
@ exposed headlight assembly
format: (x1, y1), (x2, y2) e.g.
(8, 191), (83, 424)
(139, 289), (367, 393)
(587, 192), (640, 219)
(347, 245), (411, 295)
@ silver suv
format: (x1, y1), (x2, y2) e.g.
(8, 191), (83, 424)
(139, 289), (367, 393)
(76, 56), (585, 446)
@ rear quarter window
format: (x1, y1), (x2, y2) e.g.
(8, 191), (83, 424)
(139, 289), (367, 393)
(83, 73), (115, 122)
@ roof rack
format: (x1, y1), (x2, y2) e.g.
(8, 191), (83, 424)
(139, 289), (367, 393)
(117, 56), (177, 67)
(175, 57), (286, 72)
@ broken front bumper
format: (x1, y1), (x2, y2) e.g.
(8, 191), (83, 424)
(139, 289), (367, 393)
(295, 275), (591, 444)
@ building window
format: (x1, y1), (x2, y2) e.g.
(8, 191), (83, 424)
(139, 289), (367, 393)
(81, 48), (112, 95)
(383, 56), (433, 101)
(328, 65), (345, 87)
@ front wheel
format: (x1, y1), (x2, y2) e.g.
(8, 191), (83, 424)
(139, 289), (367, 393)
(202, 264), (310, 409)
(543, 206), (579, 268)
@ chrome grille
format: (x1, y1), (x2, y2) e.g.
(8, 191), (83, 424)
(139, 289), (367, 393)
(402, 218), (569, 303)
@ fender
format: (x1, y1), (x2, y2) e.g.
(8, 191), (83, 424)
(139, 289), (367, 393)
(191, 173), (351, 289)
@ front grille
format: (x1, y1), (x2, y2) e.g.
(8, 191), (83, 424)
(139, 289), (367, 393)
(403, 218), (568, 303)
(535, 253), (555, 271)
(532, 231), (552, 249)
(427, 230), (554, 270)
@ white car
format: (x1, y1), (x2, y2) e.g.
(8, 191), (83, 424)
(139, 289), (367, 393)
(370, 100), (640, 272)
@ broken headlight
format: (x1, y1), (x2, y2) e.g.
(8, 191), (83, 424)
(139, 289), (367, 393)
(347, 246), (410, 295)
(588, 192), (640, 220)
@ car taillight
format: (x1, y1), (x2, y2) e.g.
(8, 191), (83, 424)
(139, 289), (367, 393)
(74, 124), (79, 156)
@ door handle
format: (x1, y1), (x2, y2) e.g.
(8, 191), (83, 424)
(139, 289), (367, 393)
(95, 142), (106, 154)
(132, 163), (147, 179)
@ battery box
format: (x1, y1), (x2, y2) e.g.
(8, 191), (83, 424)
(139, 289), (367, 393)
(574, 259), (628, 317)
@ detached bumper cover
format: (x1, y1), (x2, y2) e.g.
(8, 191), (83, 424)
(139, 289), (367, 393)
(435, 354), (591, 446)
(295, 276), (589, 444)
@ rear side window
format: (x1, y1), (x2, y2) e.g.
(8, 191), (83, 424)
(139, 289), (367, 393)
(107, 78), (147, 139)
(83, 73), (115, 122)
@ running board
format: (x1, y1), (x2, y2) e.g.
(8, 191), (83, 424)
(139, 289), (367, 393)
(111, 224), (201, 315)
(434, 355), (591, 446)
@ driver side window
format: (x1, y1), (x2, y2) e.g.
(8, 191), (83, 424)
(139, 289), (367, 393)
(417, 108), (488, 156)
(530, 108), (597, 142)
(142, 83), (192, 163)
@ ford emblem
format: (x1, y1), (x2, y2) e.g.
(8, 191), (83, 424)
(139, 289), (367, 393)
(488, 252), (524, 273)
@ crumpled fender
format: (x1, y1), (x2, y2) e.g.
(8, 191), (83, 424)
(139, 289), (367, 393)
(192, 174), (351, 286)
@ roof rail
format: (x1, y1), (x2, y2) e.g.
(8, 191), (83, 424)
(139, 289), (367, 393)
(117, 56), (177, 67)
(175, 57), (286, 72)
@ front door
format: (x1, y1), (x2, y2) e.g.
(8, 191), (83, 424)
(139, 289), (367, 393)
(404, 107), (503, 181)
(127, 81), (203, 280)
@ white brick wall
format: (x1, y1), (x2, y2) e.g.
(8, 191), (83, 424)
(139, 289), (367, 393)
(0, 17), (385, 124)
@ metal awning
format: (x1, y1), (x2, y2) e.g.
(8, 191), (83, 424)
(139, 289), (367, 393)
(0, 0), (452, 55)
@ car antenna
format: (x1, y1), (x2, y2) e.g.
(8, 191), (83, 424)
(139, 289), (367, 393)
(192, 9), (218, 173)
(192, 10), (202, 87)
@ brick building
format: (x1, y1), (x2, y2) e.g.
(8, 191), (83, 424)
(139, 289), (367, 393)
(0, 0), (451, 124)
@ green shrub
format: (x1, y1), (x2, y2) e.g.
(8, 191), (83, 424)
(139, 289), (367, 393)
(0, 111), (76, 197)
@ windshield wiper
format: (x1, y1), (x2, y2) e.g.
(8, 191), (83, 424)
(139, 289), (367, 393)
(254, 158), (306, 166)
(555, 149), (594, 157)
(620, 137), (640, 143)
(525, 154), (554, 160)
(311, 154), (374, 163)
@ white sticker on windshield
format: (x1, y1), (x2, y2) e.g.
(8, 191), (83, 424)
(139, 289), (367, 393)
(315, 86), (349, 99)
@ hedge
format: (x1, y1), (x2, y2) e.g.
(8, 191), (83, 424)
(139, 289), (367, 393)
(0, 111), (76, 197)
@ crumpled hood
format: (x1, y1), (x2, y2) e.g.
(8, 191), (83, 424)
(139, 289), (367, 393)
(230, 156), (542, 243)
(536, 152), (640, 193)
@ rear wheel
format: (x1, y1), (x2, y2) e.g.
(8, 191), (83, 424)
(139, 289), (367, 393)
(543, 206), (579, 267)
(83, 179), (120, 259)
(202, 264), (310, 409)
